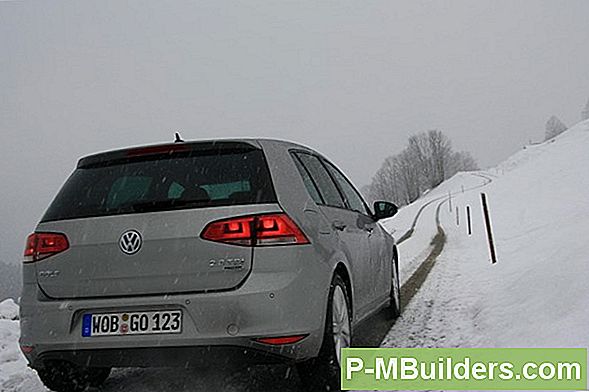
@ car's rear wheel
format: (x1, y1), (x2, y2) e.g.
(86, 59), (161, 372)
(297, 274), (351, 391)
(36, 360), (110, 392)
(89, 367), (111, 387)
(389, 252), (401, 318)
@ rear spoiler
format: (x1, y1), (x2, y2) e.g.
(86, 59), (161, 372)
(77, 141), (261, 168)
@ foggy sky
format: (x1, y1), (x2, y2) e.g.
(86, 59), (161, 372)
(1, 0), (589, 265)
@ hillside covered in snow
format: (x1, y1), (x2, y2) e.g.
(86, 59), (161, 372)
(384, 119), (589, 349)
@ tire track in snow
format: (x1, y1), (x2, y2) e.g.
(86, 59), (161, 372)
(353, 197), (448, 348)
(396, 172), (492, 245)
(354, 172), (492, 348)
(396, 196), (445, 245)
(396, 172), (493, 313)
(398, 199), (447, 310)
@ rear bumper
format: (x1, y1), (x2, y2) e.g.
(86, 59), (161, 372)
(20, 246), (333, 368)
(34, 345), (288, 368)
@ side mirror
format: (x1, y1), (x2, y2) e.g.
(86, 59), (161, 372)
(373, 201), (398, 220)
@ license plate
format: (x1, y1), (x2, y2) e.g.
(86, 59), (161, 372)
(82, 310), (182, 337)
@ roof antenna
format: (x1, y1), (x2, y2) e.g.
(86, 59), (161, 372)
(174, 132), (184, 143)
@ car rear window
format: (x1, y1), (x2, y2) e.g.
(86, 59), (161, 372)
(41, 147), (277, 222)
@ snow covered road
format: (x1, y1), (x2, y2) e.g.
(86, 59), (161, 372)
(383, 171), (492, 287)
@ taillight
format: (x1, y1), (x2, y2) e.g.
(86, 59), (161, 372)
(256, 214), (309, 245)
(20, 345), (34, 354)
(255, 335), (308, 345)
(23, 232), (69, 263)
(201, 213), (309, 247)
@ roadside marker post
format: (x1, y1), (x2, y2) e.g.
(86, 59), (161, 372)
(455, 206), (459, 226)
(448, 191), (452, 212)
(466, 206), (472, 236)
(480, 193), (497, 264)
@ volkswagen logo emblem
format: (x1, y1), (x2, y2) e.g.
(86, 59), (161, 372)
(119, 230), (142, 255)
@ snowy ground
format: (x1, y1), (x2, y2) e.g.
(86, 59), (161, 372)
(383, 119), (589, 351)
(1, 120), (589, 391)
(382, 171), (491, 287)
(0, 299), (45, 391)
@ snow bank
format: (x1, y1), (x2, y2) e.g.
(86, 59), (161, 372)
(0, 308), (46, 391)
(0, 299), (19, 321)
(384, 119), (589, 349)
(381, 171), (490, 286)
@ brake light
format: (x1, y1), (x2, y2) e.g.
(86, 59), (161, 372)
(20, 345), (34, 354)
(255, 335), (308, 345)
(23, 232), (69, 263)
(201, 213), (309, 247)
(125, 144), (189, 157)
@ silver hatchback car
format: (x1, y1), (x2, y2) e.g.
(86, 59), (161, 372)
(20, 139), (400, 391)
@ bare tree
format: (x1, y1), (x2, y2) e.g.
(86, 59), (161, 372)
(407, 130), (452, 189)
(407, 133), (433, 189)
(368, 157), (394, 203)
(367, 130), (478, 207)
(582, 98), (589, 121)
(427, 130), (452, 187)
(396, 149), (421, 203)
(368, 155), (408, 205)
(545, 115), (567, 141)
(445, 151), (479, 175)
(0, 261), (21, 301)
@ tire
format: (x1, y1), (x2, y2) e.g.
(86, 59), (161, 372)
(389, 252), (401, 318)
(89, 367), (111, 387)
(297, 274), (351, 391)
(36, 360), (111, 392)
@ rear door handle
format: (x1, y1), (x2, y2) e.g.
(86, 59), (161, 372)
(332, 221), (347, 231)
